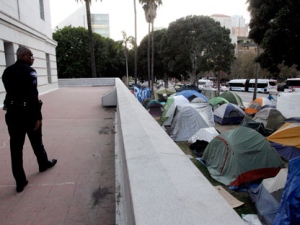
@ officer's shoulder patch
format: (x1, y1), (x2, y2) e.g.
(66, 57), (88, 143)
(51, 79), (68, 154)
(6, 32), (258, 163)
(30, 71), (37, 78)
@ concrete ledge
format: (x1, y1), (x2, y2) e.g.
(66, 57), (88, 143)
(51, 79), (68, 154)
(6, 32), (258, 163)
(58, 78), (116, 87)
(114, 78), (245, 225)
(102, 88), (117, 107)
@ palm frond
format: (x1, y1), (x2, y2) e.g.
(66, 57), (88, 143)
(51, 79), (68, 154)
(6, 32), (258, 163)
(138, 0), (162, 5)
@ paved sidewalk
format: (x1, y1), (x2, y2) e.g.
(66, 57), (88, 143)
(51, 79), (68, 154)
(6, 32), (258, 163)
(0, 87), (116, 225)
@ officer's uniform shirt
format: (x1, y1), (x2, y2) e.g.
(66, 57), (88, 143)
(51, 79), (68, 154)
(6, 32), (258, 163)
(2, 60), (42, 120)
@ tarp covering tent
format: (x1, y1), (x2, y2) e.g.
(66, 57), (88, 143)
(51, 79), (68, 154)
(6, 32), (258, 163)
(146, 100), (164, 116)
(267, 122), (300, 161)
(214, 103), (246, 125)
(267, 122), (300, 148)
(154, 86), (176, 101)
(202, 127), (283, 186)
(239, 117), (272, 136)
(273, 156), (300, 225)
(134, 86), (151, 103)
(188, 127), (219, 144)
(253, 108), (286, 131)
(245, 97), (274, 116)
(208, 97), (229, 107)
(188, 127), (219, 157)
(161, 95), (189, 125)
(219, 91), (244, 108)
(175, 90), (208, 102)
(167, 105), (212, 142)
(276, 92), (300, 118)
(248, 168), (288, 225)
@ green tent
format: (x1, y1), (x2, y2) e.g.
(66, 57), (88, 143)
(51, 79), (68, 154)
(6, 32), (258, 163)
(202, 127), (283, 186)
(208, 97), (229, 107)
(219, 91), (244, 108)
(154, 87), (176, 101)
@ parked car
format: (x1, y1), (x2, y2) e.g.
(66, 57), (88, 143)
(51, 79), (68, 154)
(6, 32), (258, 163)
(220, 86), (229, 92)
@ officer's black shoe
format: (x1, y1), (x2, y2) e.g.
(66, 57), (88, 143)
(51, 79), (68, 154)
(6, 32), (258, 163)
(16, 180), (28, 193)
(39, 159), (57, 172)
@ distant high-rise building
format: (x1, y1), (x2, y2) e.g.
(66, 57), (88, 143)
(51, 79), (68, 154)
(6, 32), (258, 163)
(210, 14), (237, 45)
(231, 15), (248, 37)
(56, 5), (110, 38)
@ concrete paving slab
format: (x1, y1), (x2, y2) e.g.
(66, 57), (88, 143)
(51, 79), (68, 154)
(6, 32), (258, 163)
(0, 87), (116, 225)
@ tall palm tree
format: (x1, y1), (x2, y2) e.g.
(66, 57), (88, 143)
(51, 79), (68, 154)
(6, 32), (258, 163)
(139, 0), (162, 98)
(133, 0), (138, 85)
(76, 0), (100, 78)
(122, 31), (135, 86)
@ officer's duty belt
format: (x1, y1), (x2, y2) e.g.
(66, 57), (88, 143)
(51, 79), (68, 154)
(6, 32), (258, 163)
(9, 101), (27, 107)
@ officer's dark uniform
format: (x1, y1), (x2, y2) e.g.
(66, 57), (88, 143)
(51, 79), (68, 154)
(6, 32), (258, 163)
(2, 60), (50, 187)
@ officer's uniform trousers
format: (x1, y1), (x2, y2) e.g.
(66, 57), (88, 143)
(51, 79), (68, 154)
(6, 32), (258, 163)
(5, 103), (49, 185)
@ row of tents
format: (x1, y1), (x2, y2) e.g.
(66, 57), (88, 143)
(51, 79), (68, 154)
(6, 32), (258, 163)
(140, 87), (300, 225)
(144, 90), (300, 164)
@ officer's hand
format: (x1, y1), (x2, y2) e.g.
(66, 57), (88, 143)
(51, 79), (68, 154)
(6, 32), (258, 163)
(34, 120), (42, 131)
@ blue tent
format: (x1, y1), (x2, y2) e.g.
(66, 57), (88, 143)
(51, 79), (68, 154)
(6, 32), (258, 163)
(248, 169), (288, 225)
(270, 142), (300, 162)
(273, 156), (300, 225)
(213, 103), (246, 125)
(175, 90), (208, 102)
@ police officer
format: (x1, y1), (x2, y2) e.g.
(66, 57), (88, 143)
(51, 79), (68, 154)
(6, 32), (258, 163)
(2, 46), (57, 193)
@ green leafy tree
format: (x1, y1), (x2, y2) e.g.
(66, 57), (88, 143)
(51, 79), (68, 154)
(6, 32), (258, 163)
(231, 51), (270, 79)
(137, 29), (167, 82)
(98, 37), (126, 78)
(53, 27), (92, 78)
(247, 0), (300, 74)
(53, 27), (125, 78)
(161, 15), (235, 88)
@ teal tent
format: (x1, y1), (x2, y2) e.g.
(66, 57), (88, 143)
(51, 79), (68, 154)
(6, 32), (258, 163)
(202, 127), (283, 186)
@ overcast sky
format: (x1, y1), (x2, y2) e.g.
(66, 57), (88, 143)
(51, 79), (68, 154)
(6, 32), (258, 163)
(50, 0), (250, 43)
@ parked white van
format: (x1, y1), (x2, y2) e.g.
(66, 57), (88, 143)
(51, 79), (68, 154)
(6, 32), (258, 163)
(198, 79), (213, 91)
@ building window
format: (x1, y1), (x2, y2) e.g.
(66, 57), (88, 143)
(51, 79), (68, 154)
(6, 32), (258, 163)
(4, 42), (15, 67)
(91, 14), (110, 38)
(46, 53), (52, 83)
(39, 0), (45, 20)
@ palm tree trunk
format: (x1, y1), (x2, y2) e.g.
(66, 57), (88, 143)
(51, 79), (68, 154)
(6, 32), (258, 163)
(85, 0), (97, 78)
(151, 21), (154, 98)
(147, 22), (151, 90)
(133, 0), (138, 84)
(253, 45), (260, 100)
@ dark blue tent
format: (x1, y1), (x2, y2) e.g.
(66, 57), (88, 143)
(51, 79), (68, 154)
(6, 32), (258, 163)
(271, 142), (300, 162)
(213, 103), (246, 125)
(273, 156), (300, 225)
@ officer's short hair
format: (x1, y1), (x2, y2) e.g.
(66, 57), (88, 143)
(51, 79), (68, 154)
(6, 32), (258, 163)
(16, 47), (30, 60)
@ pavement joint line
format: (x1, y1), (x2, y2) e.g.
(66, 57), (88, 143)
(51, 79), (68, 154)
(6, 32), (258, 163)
(0, 182), (76, 188)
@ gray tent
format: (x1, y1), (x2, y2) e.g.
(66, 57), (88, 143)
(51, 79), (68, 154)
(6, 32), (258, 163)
(167, 105), (213, 142)
(253, 108), (286, 131)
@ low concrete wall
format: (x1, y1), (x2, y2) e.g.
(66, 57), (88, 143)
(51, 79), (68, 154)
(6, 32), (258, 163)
(113, 78), (245, 225)
(58, 78), (115, 87)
